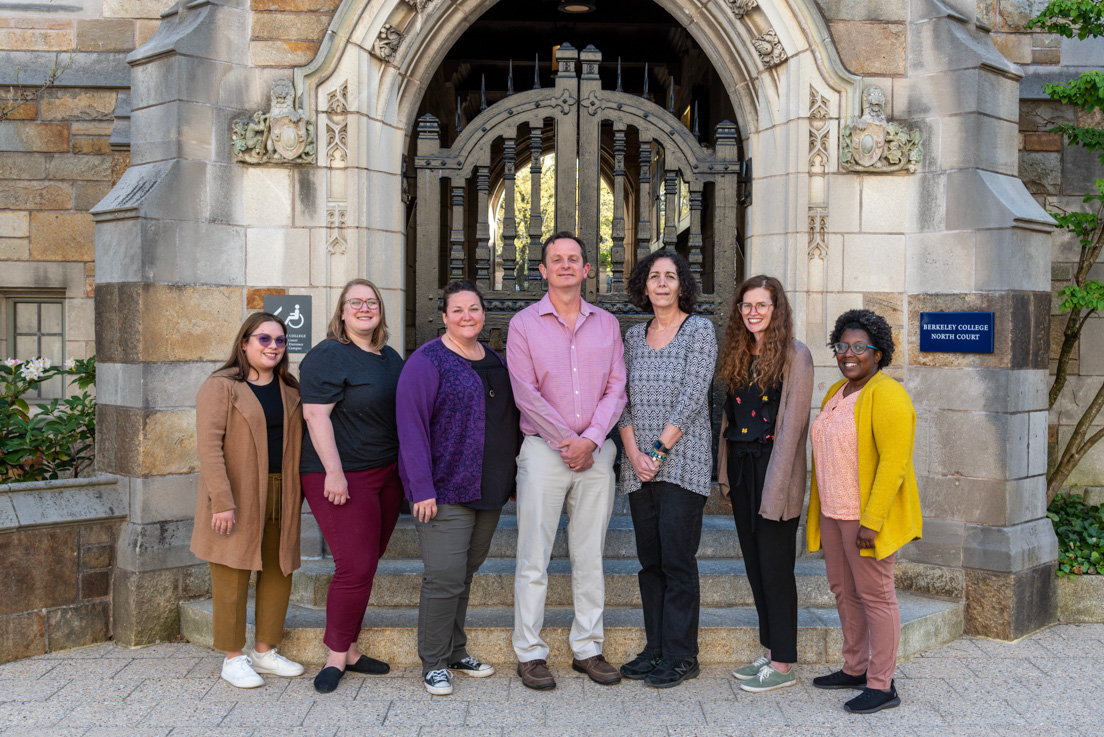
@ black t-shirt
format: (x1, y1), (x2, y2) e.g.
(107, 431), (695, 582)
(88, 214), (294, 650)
(299, 339), (404, 474)
(464, 352), (520, 510)
(247, 378), (284, 474)
(724, 359), (782, 444)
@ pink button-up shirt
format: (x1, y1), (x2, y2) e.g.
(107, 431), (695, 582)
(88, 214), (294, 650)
(506, 293), (627, 450)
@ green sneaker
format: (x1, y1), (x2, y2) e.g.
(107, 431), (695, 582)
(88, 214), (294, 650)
(739, 664), (797, 693)
(731, 656), (770, 681)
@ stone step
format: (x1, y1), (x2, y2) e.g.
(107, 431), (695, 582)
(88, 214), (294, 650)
(377, 514), (772, 560)
(495, 483), (735, 517)
(290, 557), (837, 609)
(179, 592), (963, 667)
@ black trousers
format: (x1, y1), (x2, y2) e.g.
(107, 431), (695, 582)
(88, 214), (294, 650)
(728, 445), (799, 664)
(629, 481), (707, 659)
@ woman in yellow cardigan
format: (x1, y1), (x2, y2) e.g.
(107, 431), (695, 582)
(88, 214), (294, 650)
(807, 309), (922, 714)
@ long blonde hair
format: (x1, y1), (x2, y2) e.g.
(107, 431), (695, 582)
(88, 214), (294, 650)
(327, 278), (390, 351)
(717, 275), (793, 390)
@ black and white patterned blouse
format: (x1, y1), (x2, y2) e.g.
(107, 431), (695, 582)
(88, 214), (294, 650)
(617, 314), (718, 496)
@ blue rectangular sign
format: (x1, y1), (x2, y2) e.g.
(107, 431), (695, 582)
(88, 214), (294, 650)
(919, 311), (994, 353)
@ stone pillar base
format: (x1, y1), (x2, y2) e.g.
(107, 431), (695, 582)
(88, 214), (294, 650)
(113, 564), (210, 647)
(965, 562), (1058, 640)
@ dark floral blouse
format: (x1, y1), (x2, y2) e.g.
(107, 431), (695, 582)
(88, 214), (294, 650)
(724, 360), (782, 444)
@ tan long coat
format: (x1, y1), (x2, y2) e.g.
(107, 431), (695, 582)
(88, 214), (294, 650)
(717, 340), (814, 521)
(190, 369), (304, 576)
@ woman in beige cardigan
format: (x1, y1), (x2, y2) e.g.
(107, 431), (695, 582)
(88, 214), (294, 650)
(716, 275), (814, 693)
(191, 312), (305, 689)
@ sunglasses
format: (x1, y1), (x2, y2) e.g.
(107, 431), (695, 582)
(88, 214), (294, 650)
(250, 333), (288, 348)
(833, 342), (878, 356)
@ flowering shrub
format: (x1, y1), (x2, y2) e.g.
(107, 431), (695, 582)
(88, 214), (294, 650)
(1, 356), (96, 483)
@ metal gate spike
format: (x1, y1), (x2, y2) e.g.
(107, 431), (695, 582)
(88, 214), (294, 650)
(533, 53), (541, 89)
(667, 83), (675, 113)
(455, 95), (463, 134)
(481, 75), (487, 111)
(692, 100), (700, 140)
(642, 62), (649, 98)
(507, 60), (514, 96)
(616, 57), (623, 92)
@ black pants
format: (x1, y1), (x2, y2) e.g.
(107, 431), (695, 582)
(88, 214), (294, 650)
(728, 445), (799, 664)
(629, 481), (707, 659)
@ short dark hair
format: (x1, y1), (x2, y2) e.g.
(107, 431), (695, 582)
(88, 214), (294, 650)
(440, 279), (486, 312)
(829, 309), (894, 369)
(625, 249), (699, 314)
(541, 231), (588, 265)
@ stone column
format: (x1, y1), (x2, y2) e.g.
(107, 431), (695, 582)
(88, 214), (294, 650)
(91, 0), (255, 646)
(897, 0), (1057, 639)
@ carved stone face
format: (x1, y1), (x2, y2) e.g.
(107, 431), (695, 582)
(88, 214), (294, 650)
(270, 78), (296, 115)
(863, 86), (885, 117)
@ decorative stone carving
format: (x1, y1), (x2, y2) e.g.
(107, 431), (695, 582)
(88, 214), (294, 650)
(808, 209), (827, 260)
(726, 0), (758, 18)
(753, 29), (787, 67)
(403, 0), (437, 11)
(326, 82), (348, 167)
(840, 85), (923, 173)
(809, 86), (830, 174)
(373, 23), (404, 62)
(231, 77), (316, 165)
(327, 206), (347, 255)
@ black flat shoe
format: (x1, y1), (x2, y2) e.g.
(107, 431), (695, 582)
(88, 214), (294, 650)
(346, 655), (390, 675)
(619, 652), (661, 680)
(844, 681), (900, 714)
(813, 669), (867, 690)
(313, 666), (345, 694)
(644, 657), (700, 688)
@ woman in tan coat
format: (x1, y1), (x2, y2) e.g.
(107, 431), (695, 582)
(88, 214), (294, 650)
(191, 312), (306, 688)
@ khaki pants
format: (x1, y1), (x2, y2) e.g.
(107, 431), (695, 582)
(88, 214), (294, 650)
(210, 474), (293, 652)
(513, 435), (617, 662)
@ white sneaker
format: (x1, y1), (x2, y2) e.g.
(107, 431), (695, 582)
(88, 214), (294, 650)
(221, 654), (264, 688)
(249, 647), (305, 677)
(424, 668), (453, 695)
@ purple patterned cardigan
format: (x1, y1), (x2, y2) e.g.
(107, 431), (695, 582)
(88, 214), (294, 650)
(396, 337), (503, 505)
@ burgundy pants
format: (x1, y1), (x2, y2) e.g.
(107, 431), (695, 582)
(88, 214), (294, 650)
(819, 515), (900, 690)
(303, 464), (403, 652)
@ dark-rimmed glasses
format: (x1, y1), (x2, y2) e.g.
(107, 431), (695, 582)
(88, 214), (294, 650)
(345, 298), (380, 311)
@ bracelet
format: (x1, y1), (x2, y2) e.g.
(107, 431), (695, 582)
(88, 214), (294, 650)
(648, 447), (666, 463)
(653, 440), (670, 455)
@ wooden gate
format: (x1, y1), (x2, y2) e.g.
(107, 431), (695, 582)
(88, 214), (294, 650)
(412, 43), (747, 349)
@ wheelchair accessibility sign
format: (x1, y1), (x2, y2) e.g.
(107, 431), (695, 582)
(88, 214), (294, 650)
(263, 295), (312, 354)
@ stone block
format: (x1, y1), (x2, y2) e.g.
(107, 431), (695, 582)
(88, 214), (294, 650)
(997, 0), (1050, 32)
(246, 227), (310, 287)
(1018, 151), (1061, 195)
(829, 21), (906, 75)
(182, 563), (211, 598)
(900, 517), (964, 567)
(0, 181), (72, 209)
(9, 479), (126, 527)
(45, 600), (110, 652)
(1032, 46), (1060, 64)
(103, 0), (176, 19)
(71, 136), (112, 156)
(963, 517), (1059, 573)
(0, 238), (29, 260)
(991, 32), (1031, 63)
(116, 283), (242, 363)
(894, 559), (965, 598)
(0, 153), (46, 179)
(1062, 34), (1104, 65)
(39, 89), (117, 121)
(48, 154), (113, 181)
(75, 19), (135, 53)
(74, 180), (114, 210)
(0, 28), (74, 52)
(906, 231), (975, 292)
(974, 228), (1051, 292)
(251, 12), (331, 41)
(250, 40), (320, 67)
(1079, 318), (1104, 376)
(80, 570), (111, 599)
(116, 519), (198, 572)
(965, 561), (1057, 640)
(842, 233), (904, 292)
(1057, 575), (1104, 623)
(241, 167), (293, 227)
(2, 102), (37, 120)
(251, 0), (341, 11)
(907, 366), (1047, 413)
(0, 122), (69, 153)
(82, 543), (113, 569)
(908, 291), (1050, 370)
(813, 0), (907, 20)
(1061, 144), (1104, 197)
(859, 176), (911, 233)
(0, 527), (79, 616)
(1023, 132), (1062, 152)
(113, 567), (181, 646)
(929, 409), (1029, 479)
(0, 211), (30, 238)
(0, 611), (46, 665)
(29, 212), (95, 261)
(103, 409), (199, 478)
(246, 287), (286, 309)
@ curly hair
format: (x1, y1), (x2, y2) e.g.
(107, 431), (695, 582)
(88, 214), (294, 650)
(829, 309), (894, 369)
(625, 249), (700, 314)
(717, 275), (793, 390)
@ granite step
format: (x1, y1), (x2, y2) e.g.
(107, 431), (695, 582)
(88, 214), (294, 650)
(179, 592), (963, 667)
(290, 556), (837, 609)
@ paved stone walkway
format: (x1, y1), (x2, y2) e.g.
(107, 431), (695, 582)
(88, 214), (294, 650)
(0, 623), (1100, 736)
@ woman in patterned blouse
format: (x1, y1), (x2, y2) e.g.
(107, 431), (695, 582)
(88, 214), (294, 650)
(616, 250), (717, 689)
(717, 275), (814, 693)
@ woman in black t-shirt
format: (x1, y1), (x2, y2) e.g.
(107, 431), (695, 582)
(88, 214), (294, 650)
(300, 279), (404, 694)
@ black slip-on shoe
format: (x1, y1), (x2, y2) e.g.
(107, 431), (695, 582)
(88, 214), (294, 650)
(643, 657), (701, 689)
(813, 669), (867, 690)
(313, 666), (345, 694)
(346, 655), (390, 675)
(844, 681), (900, 714)
(619, 652), (662, 680)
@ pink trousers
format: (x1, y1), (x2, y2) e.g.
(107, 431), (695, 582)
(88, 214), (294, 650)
(819, 515), (900, 690)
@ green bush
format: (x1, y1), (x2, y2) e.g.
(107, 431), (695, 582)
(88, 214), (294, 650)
(1048, 492), (1104, 577)
(1, 356), (96, 483)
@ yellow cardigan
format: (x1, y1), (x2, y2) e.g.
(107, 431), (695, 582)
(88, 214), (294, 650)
(807, 371), (923, 560)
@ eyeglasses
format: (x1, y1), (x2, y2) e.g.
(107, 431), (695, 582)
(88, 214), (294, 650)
(833, 342), (878, 356)
(345, 298), (380, 311)
(738, 302), (773, 315)
(251, 333), (287, 348)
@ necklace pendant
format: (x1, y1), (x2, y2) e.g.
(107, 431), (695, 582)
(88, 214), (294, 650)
(489, 389), (495, 398)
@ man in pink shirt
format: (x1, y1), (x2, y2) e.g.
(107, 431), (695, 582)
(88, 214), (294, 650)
(507, 231), (627, 691)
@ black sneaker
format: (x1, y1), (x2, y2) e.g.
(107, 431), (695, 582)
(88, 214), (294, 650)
(812, 669), (867, 690)
(643, 657), (700, 689)
(619, 652), (661, 680)
(844, 681), (900, 714)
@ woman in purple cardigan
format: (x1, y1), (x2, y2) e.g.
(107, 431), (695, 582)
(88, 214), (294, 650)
(396, 280), (520, 696)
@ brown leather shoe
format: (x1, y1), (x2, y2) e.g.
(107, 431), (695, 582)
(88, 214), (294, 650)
(572, 654), (622, 685)
(517, 659), (556, 690)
